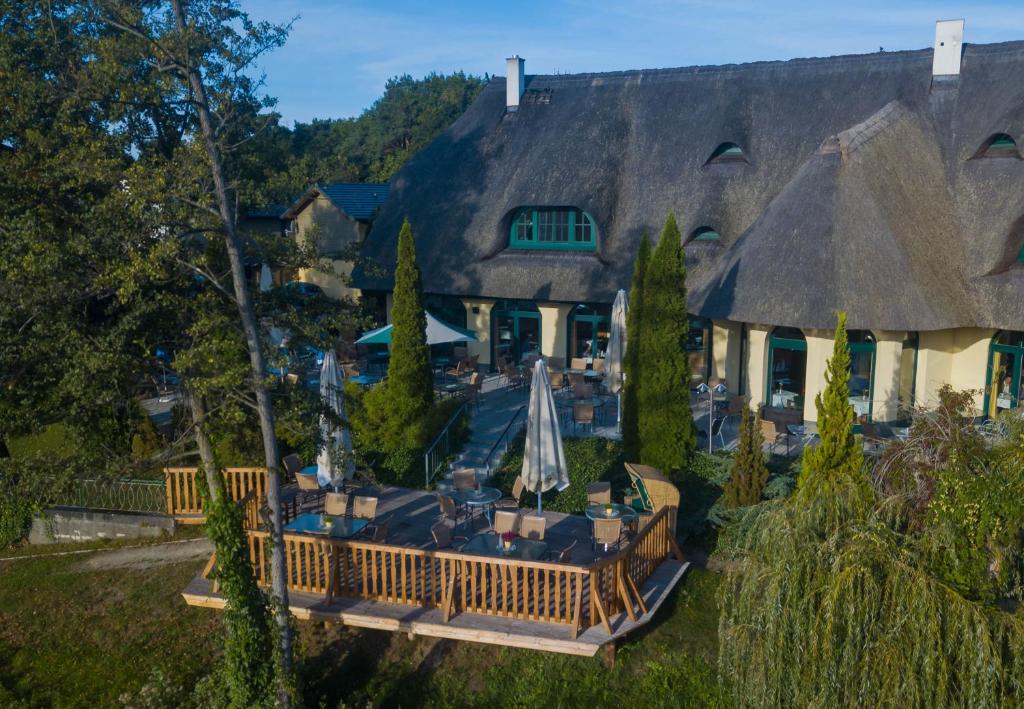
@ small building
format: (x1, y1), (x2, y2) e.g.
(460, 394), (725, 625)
(283, 182), (389, 300)
(353, 24), (1024, 424)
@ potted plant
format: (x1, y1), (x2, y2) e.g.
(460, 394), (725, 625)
(501, 531), (516, 551)
(604, 502), (614, 516)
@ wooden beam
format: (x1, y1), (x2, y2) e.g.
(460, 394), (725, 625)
(616, 572), (637, 622)
(591, 587), (613, 635)
(570, 576), (584, 639)
(443, 570), (457, 623)
(624, 571), (648, 616)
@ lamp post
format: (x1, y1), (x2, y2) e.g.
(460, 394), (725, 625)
(696, 382), (728, 453)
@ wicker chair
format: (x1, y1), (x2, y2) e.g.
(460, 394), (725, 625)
(363, 514), (391, 543)
(431, 522), (467, 550)
(546, 357), (565, 371)
(574, 382), (594, 399)
(437, 494), (469, 529)
(295, 467), (325, 512)
(593, 517), (623, 552)
(586, 481), (611, 506)
(493, 510), (520, 536)
(281, 453), (303, 480)
(550, 539), (577, 563)
(352, 495), (378, 520)
(570, 357), (587, 370)
(760, 419), (786, 454)
(568, 372), (585, 393)
(496, 477), (525, 509)
(452, 468), (477, 491)
(520, 513), (546, 541)
(342, 363), (361, 379)
(324, 492), (349, 516)
(592, 358), (605, 373)
(548, 371), (566, 390)
(573, 402), (595, 434)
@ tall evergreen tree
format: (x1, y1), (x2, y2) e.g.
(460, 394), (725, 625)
(723, 404), (768, 507)
(621, 232), (651, 461)
(637, 213), (695, 473)
(381, 219), (434, 447)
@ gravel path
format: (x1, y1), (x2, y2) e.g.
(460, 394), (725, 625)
(75, 537), (214, 571)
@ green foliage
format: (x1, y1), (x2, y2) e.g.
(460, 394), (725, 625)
(494, 436), (625, 513)
(371, 220), (434, 450)
(723, 406), (768, 508)
(637, 213), (695, 473)
(0, 483), (36, 548)
(622, 231), (651, 462)
(797, 311), (871, 530)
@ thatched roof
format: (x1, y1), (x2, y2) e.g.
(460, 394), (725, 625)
(353, 42), (1024, 332)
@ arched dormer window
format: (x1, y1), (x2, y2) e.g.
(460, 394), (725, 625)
(706, 142), (747, 164)
(976, 133), (1020, 159)
(509, 208), (596, 251)
(690, 227), (721, 243)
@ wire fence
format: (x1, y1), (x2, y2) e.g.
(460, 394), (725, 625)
(50, 478), (167, 514)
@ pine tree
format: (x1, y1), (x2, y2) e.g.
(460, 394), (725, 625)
(621, 232), (651, 461)
(798, 311), (871, 525)
(637, 213), (695, 473)
(723, 404), (769, 507)
(381, 218), (434, 447)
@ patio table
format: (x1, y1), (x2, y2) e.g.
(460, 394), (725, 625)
(585, 503), (638, 524)
(348, 374), (381, 387)
(436, 382), (466, 399)
(786, 423), (819, 455)
(461, 532), (549, 561)
(450, 486), (502, 526)
(283, 512), (368, 539)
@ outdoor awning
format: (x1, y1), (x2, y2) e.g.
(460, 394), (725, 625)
(355, 311), (478, 346)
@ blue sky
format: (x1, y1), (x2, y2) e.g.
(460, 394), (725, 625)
(244, 0), (1024, 125)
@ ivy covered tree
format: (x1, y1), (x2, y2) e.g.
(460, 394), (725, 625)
(723, 404), (768, 507)
(636, 213), (695, 474)
(621, 232), (651, 462)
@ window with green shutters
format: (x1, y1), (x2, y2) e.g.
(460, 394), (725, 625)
(510, 208), (596, 251)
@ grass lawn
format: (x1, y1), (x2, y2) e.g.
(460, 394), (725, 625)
(7, 424), (74, 459)
(0, 531), (729, 707)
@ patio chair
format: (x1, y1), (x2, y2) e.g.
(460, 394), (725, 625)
(465, 373), (482, 410)
(567, 372), (585, 393)
(592, 517), (623, 552)
(281, 453), (303, 480)
(493, 510), (520, 536)
(436, 494), (468, 528)
(549, 539), (577, 563)
(452, 468), (477, 491)
(592, 358), (605, 373)
(760, 419), (786, 454)
(467, 354), (479, 372)
(295, 467), (325, 512)
(710, 416), (727, 448)
(431, 522), (468, 550)
(570, 357), (587, 370)
(342, 363), (361, 379)
(586, 481), (611, 506)
(497, 477), (525, 509)
(546, 357), (565, 371)
(573, 402), (595, 434)
(352, 495), (378, 520)
(725, 395), (746, 420)
(575, 383), (593, 399)
(549, 370), (566, 390)
(363, 514), (392, 543)
(446, 359), (467, 380)
(453, 346), (468, 360)
(324, 492), (349, 517)
(520, 513), (546, 541)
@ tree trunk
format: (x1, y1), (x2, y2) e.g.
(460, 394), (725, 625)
(186, 386), (225, 503)
(170, 0), (293, 679)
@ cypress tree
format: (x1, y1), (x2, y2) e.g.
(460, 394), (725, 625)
(723, 404), (769, 507)
(798, 311), (871, 524)
(621, 231), (651, 461)
(381, 218), (434, 447)
(637, 213), (695, 473)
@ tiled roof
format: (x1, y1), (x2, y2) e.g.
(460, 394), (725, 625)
(319, 183), (390, 220)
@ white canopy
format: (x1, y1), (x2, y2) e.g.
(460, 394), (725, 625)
(316, 350), (355, 487)
(354, 311), (478, 346)
(606, 289), (627, 395)
(519, 360), (569, 513)
(259, 263), (273, 292)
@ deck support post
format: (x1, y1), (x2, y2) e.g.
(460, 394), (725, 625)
(602, 640), (617, 670)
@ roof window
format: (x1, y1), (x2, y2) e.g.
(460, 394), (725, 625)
(976, 133), (1020, 159)
(706, 142), (747, 164)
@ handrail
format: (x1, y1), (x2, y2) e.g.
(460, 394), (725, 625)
(482, 405), (527, 474)
(423, 402), (469, 487)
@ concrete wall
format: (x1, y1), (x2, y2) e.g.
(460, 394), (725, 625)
(537, 303), (574, 360)
(745, 325), (771, 411)
(711, 320), (743, 390)
(294, 194), (364, 300)
(872, 331), (906, 422)
(30, 508), (175, 544)
(915, 328), (995, 412)
(462, 298), (495, 367)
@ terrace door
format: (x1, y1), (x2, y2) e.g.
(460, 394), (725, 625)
(985, 331), (1024, 418)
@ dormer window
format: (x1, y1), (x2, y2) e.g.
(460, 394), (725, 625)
(706, 142), (747, 164)
(510, 208), (597, 251)
(976, 133), (1020, 159)
(690, 227), (721, 242)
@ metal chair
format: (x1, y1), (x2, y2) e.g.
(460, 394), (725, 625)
(570, 357), (587, 370)
(592, 358), (605, 373)
(364, 514), (391, 543)
(760, 419), (785, 454)
(295, 468), (325, 512)
(437, 494), (469, 530)
(452, 468), (477, 491)
(496, 477), (526, 509)
(281, 453), (303, 480)
(493, 510), (520, 536)
(586, 481), (611, 506)
(546, 357), (565, 371)
(520, 513), (546, 541)
(710, 416), (727, 449)
(574, 382), (594, 400)
(352, 495), (378, 520)
(324, 492), (349, 516)
(550, 539), (578, 563)
(548, 370), (566, 390)
(592, 517), (623, 552)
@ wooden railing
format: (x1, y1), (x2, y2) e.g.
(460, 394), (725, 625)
(164, 467), (269, 520)
(240, 506), (679, 637)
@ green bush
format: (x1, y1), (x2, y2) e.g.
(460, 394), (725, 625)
(0, 485), (35, 547)
(493, 436), (625, 513)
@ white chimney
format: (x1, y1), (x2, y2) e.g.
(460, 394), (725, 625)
(506, 55), (525, 112)
(932, 19), (964, 76)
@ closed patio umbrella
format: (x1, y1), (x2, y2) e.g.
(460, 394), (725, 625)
(606, 289), (627, 432)
(355, 311), (478, 346)
(259, 263), (273, 292)
(316, 350), (355, 488)
(520, 359), (569, 514)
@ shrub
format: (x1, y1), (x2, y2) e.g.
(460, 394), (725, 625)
(621, 231), (650, 462)
(722, 406), (768, 508)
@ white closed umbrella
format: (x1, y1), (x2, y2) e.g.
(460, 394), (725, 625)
(519, 359), (569, 514)
(316, 350), (355, 488)
(259, 263), (273, 292)
(606, 289), (628, 432)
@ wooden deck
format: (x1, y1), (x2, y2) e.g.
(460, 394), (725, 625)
(182, 483), (689, 656)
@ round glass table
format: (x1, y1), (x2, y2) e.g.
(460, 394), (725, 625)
(585, 503), (638, 523)
(450, 486), (502, 525)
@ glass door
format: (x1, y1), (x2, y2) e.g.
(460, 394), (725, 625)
(492, 300), (541, 365)
(767, 328), (807, 414)
(987, 348), (1021, 418)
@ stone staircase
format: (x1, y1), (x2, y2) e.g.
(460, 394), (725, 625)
(441, 378), (528, 484)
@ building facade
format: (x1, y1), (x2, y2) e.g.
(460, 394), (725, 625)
(353, 26), (1024, 424)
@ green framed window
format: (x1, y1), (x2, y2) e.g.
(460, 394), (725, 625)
(767, 327), (806, 413)
(848, 331), (876, 422)
(984, 330), (1024, 418)
(510, 208), (597, 251)
(567, 304), (611, 360)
